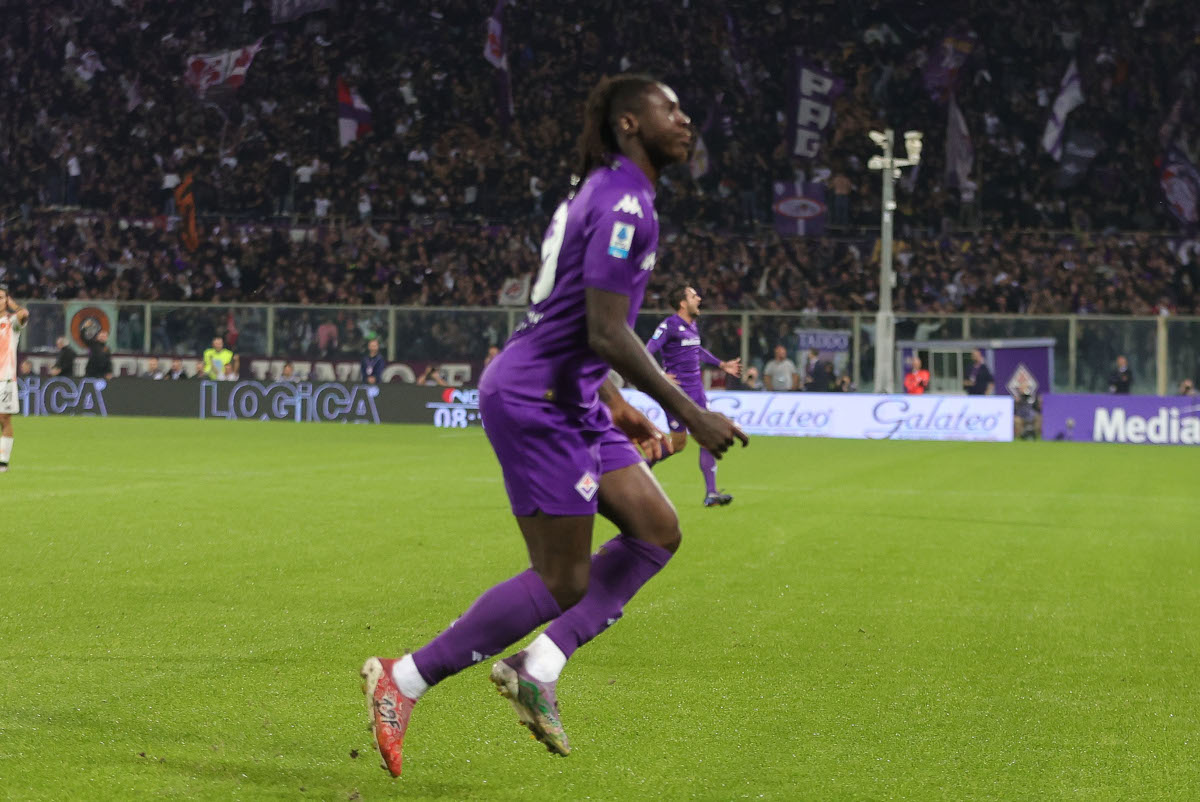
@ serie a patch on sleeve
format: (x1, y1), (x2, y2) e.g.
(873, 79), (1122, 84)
(607, 221), (635, 259)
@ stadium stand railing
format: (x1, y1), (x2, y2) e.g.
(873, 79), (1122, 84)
(18, 301), (1199, 396)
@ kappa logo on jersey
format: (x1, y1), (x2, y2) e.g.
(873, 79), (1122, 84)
(611, 194), (644, 218)
(608, 221), (635, 259)
(639, 252), (656, 271)
(574, 472), (599, 501)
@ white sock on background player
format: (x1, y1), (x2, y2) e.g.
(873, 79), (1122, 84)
(0, 435), (12, 464)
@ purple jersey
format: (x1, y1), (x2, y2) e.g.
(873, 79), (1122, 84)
(483, 156), (658, 422)
(646, 313), (721, 398)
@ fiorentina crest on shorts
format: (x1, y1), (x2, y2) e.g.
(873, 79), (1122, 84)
(574, 472), (598, 501)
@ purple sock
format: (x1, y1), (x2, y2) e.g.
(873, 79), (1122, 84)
(544, 534), (673, 659)
(411, 568), (561, 686)
(700, 448), (718, 495)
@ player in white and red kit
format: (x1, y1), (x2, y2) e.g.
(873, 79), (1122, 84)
(646, 284), (741, 505)
(0, 284), (30, 472)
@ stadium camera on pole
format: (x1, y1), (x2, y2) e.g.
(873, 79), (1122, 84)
(867, 129), (922, 394)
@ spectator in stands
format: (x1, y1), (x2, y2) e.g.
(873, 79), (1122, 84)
(418, 364), (450, 387)
(50, 337), (76, 378)
(18, 359), (33, 377)
(1179, 379), (1195, 396)
(1108, 355), (1133, 394)
(84, 332), (113, 380)
(963, 349), (994, 395)
(763, 345), (799, 391)
(167, 357), (187, 380)
(278, 362), (298, 382)
(836, 373), (856, 392)
(738, 365), (764, 391)
(361, 338), (386, 385)
(829, 171), (854, 226)
(801, 348), (822, 390)
(810, 361), (837, 393)
(316, 318), (339, 357)
(203, 337), (233, 380)
(141, 357), (164, 380)
(192, 360), (207, 379)
(904, 356), (930, 395)
(1013, 383), (1042, 440)
(484, 345), (500, 369)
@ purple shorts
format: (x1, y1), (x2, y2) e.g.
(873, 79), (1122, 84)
(663, 388), (707, 434)
(480, 389), (644, 517)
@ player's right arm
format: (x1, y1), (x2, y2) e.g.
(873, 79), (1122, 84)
(646, 321), (667, 356)
(587, 288), (745, 456)
(644, 321), (677, 383)
(4, 295), (27, 328)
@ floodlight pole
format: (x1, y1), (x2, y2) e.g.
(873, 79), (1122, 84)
(868, 128), (921, 394)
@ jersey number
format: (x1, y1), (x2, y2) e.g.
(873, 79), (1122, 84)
(531, 202), (569, 304)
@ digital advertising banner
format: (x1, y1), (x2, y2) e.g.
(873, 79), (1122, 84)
(16, 378), (483, 429)
(621, 390), (1014, 442)
(1042, 394), (1200, 445)
(16, 378), (1017, 442)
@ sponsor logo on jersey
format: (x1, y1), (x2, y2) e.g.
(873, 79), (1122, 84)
(640, 252), (656, 271)
(608, 221), (634, 259)
(611, 194), (644, 218)
(681, 337), (702, 346)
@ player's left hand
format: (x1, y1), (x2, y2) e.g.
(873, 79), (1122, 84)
(610, 402), (673, 461)
(721, 358), (742, 378)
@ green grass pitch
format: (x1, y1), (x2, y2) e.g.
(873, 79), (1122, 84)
(1, 417), (1198, 801)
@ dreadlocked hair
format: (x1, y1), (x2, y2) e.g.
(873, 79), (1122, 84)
(573, 73), (659, 184)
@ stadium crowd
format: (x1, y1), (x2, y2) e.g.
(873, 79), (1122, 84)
(2, 215), (1198, 316)
(0, 0), (1198, 316)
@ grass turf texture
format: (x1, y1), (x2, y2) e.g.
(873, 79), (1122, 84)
(1, 417), (1198, 801)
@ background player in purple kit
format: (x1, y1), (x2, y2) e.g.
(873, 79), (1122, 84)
(361, 74), (747, 777)
(646, 284), (742, 506)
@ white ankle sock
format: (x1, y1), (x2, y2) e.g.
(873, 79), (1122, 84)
(390, 654), (431, 700)
(0, 436), (12, 463)
(524, 634), (567, 683)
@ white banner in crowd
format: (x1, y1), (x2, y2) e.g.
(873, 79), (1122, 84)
(184, 40), (263, 96)
(787, 55), (844, 159)
(1041, 58), (1082, 161)
(620, 390), (1014, 442)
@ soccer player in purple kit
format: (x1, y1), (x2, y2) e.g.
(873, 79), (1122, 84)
(361, 74), (748, 777)
(646, 284), (742, 506)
